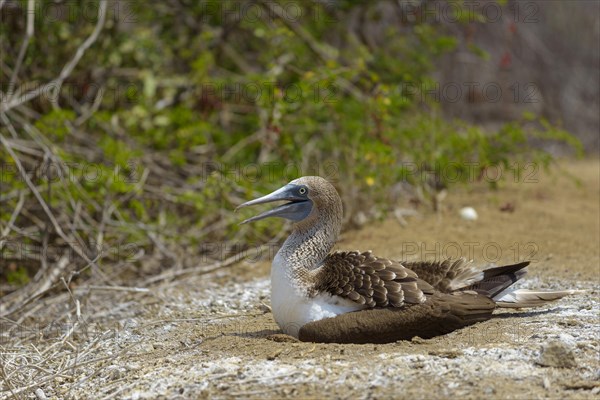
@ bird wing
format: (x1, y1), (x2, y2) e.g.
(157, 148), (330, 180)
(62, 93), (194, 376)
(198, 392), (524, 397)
(312, 250), (429, 308)
(402, 259), (530, 296)
(399, 258), (483, 293)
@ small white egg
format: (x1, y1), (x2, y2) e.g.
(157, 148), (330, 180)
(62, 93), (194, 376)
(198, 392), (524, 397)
(459, 207), (478, 221)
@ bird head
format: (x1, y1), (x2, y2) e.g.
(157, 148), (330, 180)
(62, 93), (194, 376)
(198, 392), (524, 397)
(236, 176), (342, 227)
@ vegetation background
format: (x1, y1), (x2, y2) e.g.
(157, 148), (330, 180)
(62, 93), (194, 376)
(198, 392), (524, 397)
(0, 0), (597, 343)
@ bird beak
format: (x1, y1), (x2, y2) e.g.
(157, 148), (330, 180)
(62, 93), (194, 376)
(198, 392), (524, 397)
(236, 184), (312, 224)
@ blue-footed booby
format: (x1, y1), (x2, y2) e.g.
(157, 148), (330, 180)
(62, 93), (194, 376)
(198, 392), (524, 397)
(237, 176), (578, 343)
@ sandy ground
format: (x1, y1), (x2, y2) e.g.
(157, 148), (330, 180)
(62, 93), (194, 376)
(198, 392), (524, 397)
(1, 159), (599, 399)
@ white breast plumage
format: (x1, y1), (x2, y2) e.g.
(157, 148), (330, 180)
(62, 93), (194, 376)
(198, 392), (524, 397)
(270, 252), (365, 337)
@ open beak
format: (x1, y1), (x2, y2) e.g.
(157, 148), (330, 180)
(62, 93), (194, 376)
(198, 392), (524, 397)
(236, 184), (312, 224)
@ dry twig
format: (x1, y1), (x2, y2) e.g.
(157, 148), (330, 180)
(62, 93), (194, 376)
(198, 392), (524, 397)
(0, 0), (108, 113)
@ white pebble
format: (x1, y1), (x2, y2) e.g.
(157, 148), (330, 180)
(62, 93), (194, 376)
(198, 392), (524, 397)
(459, 207), (478, 221)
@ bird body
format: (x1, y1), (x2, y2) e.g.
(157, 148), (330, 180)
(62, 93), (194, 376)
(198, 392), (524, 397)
(237, 176), (579, 343)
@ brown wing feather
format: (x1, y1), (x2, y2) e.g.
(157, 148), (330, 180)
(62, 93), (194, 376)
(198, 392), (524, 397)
(402, 259), (531, 297)
(399, 258), (483, 293)
(313, 251), (426, 308)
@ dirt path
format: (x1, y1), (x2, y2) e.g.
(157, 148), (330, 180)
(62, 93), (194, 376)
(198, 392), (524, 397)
(3, 159), (599, 399)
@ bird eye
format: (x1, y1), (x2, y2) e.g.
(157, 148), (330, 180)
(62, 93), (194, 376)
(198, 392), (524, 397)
(299, 187), (307, 195)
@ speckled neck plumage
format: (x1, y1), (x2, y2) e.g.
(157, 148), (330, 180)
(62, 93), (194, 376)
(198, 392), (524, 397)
(274, 177), (343, 293)
(280, 221), (334, 268)
(279, 214), (339, 297)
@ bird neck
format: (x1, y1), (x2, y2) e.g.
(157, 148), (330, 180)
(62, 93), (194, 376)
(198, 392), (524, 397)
(277, 214), (340, 273)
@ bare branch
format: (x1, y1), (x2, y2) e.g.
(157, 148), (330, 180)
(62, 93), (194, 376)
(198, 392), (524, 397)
(142, 252), (243, 285)
(7, 0), (35, 96)
(49, 0), (108, 108)
(258, 0), (333, 62)
(74, 86), (105, 126)
(257, 0), (366, 102)
(0, 191), (25, 251)
(0, 255), (70, 318)
(0, 119), (100, 272)
(1, 0), (108, 113)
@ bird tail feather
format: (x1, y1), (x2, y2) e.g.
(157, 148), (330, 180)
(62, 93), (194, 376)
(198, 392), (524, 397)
(493, 288), (584, 308)
(457, 261), (581, 308)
